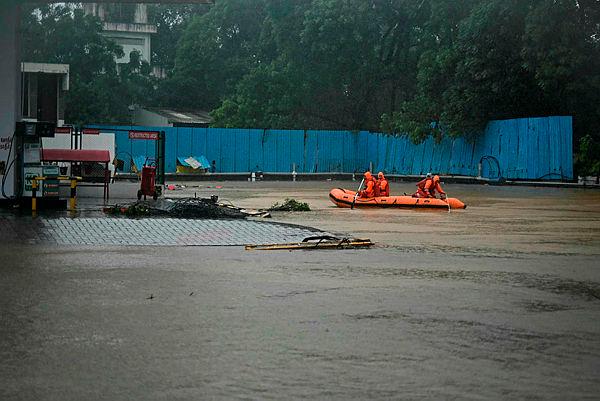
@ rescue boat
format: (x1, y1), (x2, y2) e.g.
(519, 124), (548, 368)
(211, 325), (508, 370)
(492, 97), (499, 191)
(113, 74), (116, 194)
(329, 188), (466, 209)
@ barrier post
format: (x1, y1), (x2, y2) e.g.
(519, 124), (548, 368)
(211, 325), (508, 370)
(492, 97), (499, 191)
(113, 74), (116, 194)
(31, 178), (37, 213)
(70, 178), (77, 211)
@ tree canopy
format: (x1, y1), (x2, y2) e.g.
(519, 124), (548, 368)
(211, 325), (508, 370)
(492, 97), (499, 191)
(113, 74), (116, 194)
(21, 4), (155, 124)
(20, 0), (600, 175)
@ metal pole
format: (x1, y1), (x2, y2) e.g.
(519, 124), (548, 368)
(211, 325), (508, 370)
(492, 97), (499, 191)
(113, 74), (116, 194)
(69, 178), (77, 211)
(31, 178), (37, 212)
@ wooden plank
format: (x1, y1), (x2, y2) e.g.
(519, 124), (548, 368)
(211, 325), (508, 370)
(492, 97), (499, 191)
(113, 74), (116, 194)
(245, 238), (373, 251)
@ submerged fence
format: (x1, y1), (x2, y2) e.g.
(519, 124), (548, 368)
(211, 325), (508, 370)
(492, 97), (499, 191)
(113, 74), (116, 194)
(95, 115), (573, 180)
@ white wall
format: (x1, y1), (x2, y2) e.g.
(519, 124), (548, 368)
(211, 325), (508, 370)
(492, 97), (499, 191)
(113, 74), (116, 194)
(0, 4), (20, 198)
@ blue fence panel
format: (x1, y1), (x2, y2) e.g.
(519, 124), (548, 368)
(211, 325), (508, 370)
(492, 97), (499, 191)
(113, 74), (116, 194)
(333, 131), (348, 172)
(537, 117), (551, 179)
(373, 134), (391, 173)
(275, 130), (290, 172)
(437, 138), (451, 174)
(342, 131), (355, 173)
(559, 116), (573, 179)
(316, 131), (333, 172)
(220, 129), (238, 172)
(176, 127), (193, 160)
(261, 129), (277, 172)
(205, 128), (221, 172)
(366, 132), (379, 172)
(456, 137), (473, 176)
(234, 129), (249, 172)
(392, 137), (405, 174)
(355, 131), (369, 172)
(288, 130), (305, 172)
(109, 126), (132, 172)
(246, 129), (263, 172)
(502, 120), (519, 178)
(305, 131), (319, 173)
(191, 127), (208, 160)
(95, 115), (573, 179)
(163, 127), (177, 173)
(414, 138), (432, 175)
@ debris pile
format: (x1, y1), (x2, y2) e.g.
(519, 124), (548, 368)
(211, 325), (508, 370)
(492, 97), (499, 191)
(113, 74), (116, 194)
(268, 198), (311, 211)
(104, 196), (266, 219)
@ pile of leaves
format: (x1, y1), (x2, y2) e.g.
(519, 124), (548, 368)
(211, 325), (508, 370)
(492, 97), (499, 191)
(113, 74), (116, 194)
(104, 203), (151, 217)
(268, 198), (311, 212)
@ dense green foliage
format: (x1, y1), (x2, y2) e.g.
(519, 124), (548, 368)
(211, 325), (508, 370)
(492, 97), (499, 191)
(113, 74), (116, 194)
(20, 1), (600, 175)
(21, 4), (155, 124)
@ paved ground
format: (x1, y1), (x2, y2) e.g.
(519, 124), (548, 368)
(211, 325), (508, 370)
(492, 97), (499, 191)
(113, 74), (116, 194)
(0, 216), (325, 246)
(1, 180), (599, 400)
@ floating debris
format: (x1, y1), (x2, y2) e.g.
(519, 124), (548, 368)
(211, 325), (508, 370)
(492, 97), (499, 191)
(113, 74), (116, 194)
(245, 235), (372, 251)
(103, 196), (267, 219)
(268, 198), (311, 211)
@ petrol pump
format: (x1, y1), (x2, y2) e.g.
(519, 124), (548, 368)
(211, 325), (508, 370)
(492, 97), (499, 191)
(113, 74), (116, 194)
(0, 120), (57, 204)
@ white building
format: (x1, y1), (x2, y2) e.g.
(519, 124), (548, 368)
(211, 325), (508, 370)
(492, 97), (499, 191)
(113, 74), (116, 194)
(21, 62), (69, 126)
(83, 3), (157, 65)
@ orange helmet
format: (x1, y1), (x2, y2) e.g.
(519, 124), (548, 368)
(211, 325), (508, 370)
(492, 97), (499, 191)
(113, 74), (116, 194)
(433, 175), (440, 182)
(364, 171), (372, 179)
(378, 172), (384, 179)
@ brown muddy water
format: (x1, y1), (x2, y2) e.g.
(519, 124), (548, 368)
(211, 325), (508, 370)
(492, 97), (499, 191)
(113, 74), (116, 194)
(0, 181), (599, 400)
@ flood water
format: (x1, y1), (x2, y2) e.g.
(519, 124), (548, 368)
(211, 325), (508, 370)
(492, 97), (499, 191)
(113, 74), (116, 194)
(1, 181), (599, 400)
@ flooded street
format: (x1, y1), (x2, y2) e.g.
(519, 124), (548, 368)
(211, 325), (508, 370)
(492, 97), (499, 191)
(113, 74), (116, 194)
(1, 181), (599, 400)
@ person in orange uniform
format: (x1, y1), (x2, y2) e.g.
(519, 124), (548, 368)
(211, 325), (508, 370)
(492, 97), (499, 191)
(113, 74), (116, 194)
(359, 171), (376, 198)
(426, 175), (446, 199)
(413, 173), (432, 198)
(377, 172), (390, 197)
(413, 173), (446, 199)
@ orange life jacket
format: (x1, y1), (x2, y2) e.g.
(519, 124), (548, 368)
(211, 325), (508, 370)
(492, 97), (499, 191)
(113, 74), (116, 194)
(424, 179), (445, 197)
(378, 179), (389, 197)
(360, 179), (376, 198)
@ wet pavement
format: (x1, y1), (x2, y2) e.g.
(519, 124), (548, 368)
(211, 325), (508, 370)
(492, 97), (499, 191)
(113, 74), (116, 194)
(1, 180), (599, 400)
(0, 216), (324, 246)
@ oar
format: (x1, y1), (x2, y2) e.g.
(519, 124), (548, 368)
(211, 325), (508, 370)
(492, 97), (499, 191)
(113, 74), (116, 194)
(351, 178), (364, 210)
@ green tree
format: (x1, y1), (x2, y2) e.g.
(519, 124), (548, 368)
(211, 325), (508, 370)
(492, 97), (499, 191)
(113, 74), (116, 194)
(148, 3), (211, 72)
(384, 0), (600, 178)
(21, 4), (155, 124)
(212, 0), (424, 130)
(522, 0), (600, 173)
(159, 0), (268, 110)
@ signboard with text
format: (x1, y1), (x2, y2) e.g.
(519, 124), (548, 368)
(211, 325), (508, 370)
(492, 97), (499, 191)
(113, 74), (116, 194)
(55, 127), (72, 134)
(128, 131), (160, 140)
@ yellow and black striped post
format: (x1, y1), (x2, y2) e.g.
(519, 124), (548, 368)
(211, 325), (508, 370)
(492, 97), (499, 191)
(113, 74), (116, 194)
(31, 178), (38, 213)
(69, 178), (77, 211)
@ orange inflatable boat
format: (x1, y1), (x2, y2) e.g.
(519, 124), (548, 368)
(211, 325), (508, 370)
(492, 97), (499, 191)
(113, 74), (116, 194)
(329, 188), (466, 209)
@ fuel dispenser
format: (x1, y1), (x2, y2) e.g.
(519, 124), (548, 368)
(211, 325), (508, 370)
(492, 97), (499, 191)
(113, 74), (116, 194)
(0, 121), (57, 203)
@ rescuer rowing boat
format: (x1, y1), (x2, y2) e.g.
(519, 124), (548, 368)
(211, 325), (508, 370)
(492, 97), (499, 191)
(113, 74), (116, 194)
(329, 188), (466, 209)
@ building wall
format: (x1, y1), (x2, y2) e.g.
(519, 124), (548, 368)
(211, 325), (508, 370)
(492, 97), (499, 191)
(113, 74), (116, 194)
(84, 3), (155, 64)
(133, 108), (170, 127)
(94, 116), (574, 180)
(104, 31), (152, 63)
(0, 3), (20, 197)
(21, 72), (67, 125)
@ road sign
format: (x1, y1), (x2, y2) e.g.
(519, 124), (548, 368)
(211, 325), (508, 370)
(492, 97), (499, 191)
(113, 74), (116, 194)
(129, 130), (160, 140)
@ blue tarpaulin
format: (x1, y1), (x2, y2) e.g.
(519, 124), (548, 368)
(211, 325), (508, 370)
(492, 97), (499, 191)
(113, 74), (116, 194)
(132, 155), (149, 172)
(177, 155), (211, 170)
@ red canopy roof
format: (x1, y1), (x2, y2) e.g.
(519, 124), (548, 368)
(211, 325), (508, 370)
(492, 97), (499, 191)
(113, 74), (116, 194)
(41, 149), (110, 163)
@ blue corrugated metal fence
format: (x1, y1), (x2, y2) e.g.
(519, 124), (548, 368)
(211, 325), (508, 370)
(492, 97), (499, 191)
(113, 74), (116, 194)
(96, 115), (573, 180)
